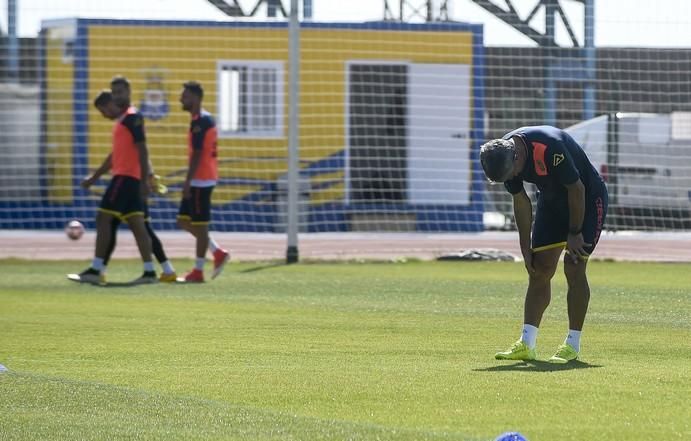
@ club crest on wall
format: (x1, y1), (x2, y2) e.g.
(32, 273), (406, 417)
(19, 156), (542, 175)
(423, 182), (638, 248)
(139, 67), (169, 121)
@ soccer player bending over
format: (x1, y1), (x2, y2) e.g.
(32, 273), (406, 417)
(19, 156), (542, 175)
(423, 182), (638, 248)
(480, 125), (608, 363)
(176, 81), (229, 283)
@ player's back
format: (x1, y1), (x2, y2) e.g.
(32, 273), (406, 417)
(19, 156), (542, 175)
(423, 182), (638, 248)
(507, 125), (603, 193)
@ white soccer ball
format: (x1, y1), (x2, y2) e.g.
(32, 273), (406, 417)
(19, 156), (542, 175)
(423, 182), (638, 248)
(65, 220), (85, 241)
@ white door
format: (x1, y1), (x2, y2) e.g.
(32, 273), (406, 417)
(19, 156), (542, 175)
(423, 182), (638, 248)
(407, 63), (472, 205)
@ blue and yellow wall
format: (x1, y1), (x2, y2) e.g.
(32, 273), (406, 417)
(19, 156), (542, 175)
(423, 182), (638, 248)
(35, 18), (485, 232)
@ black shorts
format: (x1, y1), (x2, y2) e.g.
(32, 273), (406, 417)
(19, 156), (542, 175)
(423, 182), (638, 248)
(532, 181), (608, 257)
(98, 175), (146, 220)
(178, 186), (213, 225)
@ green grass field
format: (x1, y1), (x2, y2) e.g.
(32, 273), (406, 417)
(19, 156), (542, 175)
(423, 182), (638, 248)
(1, 259), (689, 440)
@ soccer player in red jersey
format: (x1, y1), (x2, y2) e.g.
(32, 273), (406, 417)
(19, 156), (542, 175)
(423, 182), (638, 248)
(68, 77), (157, 285)
(176, 81), (229, 283)
(75, 89), (178, 283)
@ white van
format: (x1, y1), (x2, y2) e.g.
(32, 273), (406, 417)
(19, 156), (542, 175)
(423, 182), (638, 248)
(565, 112), (691, 229)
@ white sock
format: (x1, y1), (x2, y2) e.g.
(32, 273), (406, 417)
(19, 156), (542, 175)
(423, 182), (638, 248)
(195, 257), (206, 271)
(92, 257), (104, 271)
(161, 260), (175, 274)
(520, 324), (539, 349)
(208, 236), (219, 253)
(143, 261), (155, 272)
(565, 330), (581, 352)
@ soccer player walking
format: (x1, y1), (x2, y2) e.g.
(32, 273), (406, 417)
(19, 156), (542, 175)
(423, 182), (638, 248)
(480, 125), (608, 363)
(69, 77), (158, 285)
(78, 89), (178, 283)
(177, 81), (229, 283)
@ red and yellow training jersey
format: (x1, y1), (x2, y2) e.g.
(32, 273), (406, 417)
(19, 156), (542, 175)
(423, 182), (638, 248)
(112, 106), (146, 180)
(188, 110), (218, 183)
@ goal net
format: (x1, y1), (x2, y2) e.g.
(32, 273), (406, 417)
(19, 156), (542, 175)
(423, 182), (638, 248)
(1, 0), (691, 261)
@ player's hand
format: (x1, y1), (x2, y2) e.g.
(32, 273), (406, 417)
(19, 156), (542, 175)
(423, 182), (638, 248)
(140, 181), (150, 199)
(146, 174), (168, 195)
(521, 245), (536, 275)
(81, 175), (95, 189)
(147, 174), (157, 193)
(183, 180), (191, 199)
(566, 232), (591, 263)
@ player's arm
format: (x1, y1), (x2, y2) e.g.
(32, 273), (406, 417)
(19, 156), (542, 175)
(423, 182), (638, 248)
(512, 189), (535, 275)
(183, 150), (202, 199)
(549, 141), (589, 262)
(183, 120), (207, 199)
(135, 141), (150, 198)
(123, 113), (150, 198)
(565, 179), (590, 261)
(147, 160), (157, 193)
(81, 153), (112, 189)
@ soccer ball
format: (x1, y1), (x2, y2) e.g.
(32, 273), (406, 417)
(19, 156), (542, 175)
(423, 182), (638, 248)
(65, 220), (85, 241)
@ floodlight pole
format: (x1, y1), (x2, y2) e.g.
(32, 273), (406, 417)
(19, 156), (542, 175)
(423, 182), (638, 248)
(286, 0), (300, 264)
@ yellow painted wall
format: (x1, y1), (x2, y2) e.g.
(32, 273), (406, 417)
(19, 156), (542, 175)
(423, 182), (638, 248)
(83, 23), (474, 205)
(300, 28), (474, 162)
(87, 26), (289, 204)
(45, 26), (75, 202)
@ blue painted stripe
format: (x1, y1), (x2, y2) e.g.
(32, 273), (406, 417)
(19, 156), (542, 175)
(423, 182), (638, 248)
(72, 21), (89, 209)
(76, 18), (479, 33)
(301, 21), (481, 32)
(79, 18), (288, 29)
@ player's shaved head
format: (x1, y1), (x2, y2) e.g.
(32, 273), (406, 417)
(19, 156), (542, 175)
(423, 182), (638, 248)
(480, 138), (517, 183)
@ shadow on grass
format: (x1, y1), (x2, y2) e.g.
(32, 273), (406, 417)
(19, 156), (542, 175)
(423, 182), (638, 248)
(98, 281), (158, 288)
(239, 263), (286, 273)
(473, 360), (603, 372)
(68, 279), (181, 289)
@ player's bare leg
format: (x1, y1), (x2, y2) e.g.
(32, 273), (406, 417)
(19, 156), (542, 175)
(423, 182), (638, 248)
(495, 247), (561, 360)
(67, 211), (114, 284)
(144, 221), (177, 282)
(127, 215), (153, 263)
(547, 254), (590, 363)
(126, 215), (157, 284)
(192, 224), (210, 261)
(94, 210), (115, 260)
(523, 247), (562, 327)
(564, 256), (590, 331)
(177, 217), (193, 234)
(177, 217), (205, 282)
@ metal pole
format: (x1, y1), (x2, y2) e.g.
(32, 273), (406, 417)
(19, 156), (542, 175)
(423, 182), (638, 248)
(544, 0), (557, 126)
(8, 0), (19, 82)
(583, 0), (596, 120)
(286, 0), (300, 263)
